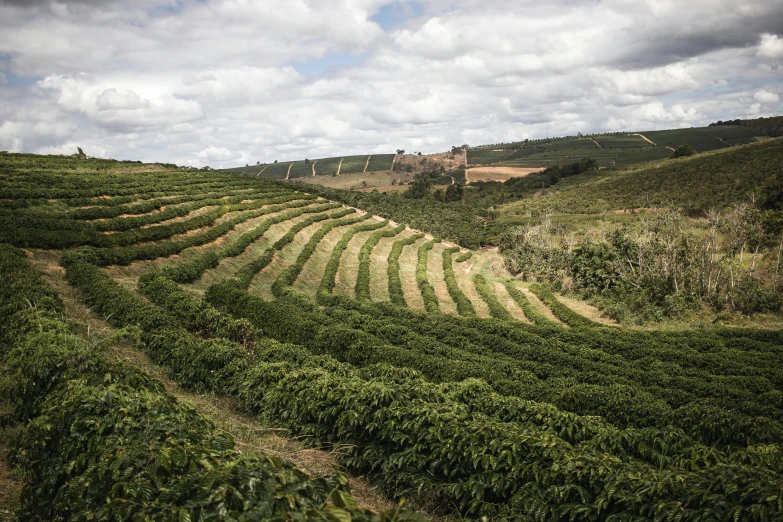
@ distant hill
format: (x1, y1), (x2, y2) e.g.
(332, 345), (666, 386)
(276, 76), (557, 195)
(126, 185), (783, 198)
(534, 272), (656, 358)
(225, 121), (777, 188)
(502, 137), (783, 214)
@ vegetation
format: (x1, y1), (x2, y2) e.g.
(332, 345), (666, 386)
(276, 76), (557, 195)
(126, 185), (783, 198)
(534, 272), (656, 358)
(2, 131), (783, 521)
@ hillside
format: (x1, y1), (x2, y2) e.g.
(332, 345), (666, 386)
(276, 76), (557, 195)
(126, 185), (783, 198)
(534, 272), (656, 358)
(2, 153), (783, 520)
(224, 124), (773, 192)
(503, 137), (783, 214)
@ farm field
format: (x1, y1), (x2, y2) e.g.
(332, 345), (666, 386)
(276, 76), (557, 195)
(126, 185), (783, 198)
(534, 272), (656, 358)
(464, 125), (769, 169)
(2, 151), (783, 521)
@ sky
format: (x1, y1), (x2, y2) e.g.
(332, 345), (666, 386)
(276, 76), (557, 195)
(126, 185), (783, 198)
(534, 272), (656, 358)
(0, 0), (781, 168)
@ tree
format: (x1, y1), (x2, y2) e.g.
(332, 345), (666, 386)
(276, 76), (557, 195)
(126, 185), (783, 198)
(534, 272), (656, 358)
(396, 149), (405, 155)
(443, 182), (464, 203)
(671, 144), (696, 158)
(405, 175), (433, 199)
(304, 158), (310, 164)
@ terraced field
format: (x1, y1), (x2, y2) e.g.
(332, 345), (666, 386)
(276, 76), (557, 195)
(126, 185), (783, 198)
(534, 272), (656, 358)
(467, 125), (769, 168)
(3, 152), (783, 521)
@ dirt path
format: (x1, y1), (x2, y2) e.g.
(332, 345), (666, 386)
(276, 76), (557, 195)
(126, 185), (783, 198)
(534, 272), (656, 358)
(284, 163), (293, 180)
(633, 133), (656, 146)
(311, 160), (317, 177)
(362, 155), (371, 173)
(391, 154), (399, 171)
(590, 138), (603, 148)
(336, 158), (343, 175)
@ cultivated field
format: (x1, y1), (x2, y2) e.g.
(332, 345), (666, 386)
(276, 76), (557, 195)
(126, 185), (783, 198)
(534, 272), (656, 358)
(466, 166), (544, 182)
(2, 151), (783, 521)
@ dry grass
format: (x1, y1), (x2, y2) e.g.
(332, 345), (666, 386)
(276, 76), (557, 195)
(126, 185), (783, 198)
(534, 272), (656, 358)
(556, 293), (619, 326)
(516, 284), (564, 325)
(305, 171), (415, 191)
(426, 243), (457, 315)
(398, 235), (427, 311)
(292, 219), (365, 299)
(333, 221), (386, 298)
(368, 235), (396, 302)
(493, 281), (530, 323)
(452, 254), (491, 318)
(24, 252), (396, 513)
(466, 166), (543, 182)
(248, 214), (340, 300)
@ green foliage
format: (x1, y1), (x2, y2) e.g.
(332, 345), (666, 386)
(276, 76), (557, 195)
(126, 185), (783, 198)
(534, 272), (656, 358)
(416, 239), (440, 313)
(473, 274), (512, 320)
(441, 246), (475, 316)
(0, 246), (417, 522)
(387, 233), (424, 307)
(672, 143), (697, 158)
(231, 204), (345, 289)
(317, 219), (389, 303)
(272, 211), (369, 298)
(528, 284), (601, 328)
(355, 224), (405, 301)
(455, 251), (472, 262)
(504, 282), (555, 326)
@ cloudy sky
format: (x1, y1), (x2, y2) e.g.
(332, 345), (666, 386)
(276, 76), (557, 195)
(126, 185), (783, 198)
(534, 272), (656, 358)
(0, 0), (781, 167)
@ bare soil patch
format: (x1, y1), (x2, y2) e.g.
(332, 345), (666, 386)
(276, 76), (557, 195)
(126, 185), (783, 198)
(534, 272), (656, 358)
(466, 166), (544, 182)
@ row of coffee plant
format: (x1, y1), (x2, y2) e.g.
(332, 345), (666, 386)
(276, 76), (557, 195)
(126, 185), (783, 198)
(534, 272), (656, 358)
(355, 224), (406, 301)
(59, 255), (783, 521)
(387, 233), (424, 307)
(0, 244), (421, 521)
(442, 246), (476, 316)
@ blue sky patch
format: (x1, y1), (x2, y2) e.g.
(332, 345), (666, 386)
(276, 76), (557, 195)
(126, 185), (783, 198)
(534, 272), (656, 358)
(371, 1), (424, 31)
(293, 52), (366, 77)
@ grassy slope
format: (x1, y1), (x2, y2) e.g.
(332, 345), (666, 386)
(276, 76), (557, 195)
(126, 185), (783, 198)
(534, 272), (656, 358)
(504, 138), (783, 214)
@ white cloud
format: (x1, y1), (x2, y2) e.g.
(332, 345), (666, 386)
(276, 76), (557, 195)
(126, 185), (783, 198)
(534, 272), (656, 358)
(758, 33), (783, 59)
(0, 0), (782, 165)
(97, 88), (151, 111)
(754, 90), (780, 104)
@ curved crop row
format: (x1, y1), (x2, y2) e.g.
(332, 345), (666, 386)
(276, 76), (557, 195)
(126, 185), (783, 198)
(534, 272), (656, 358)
(60, 259), (782, 522)
(442, 246), (475, 316)
(0, 192), (302, 249)
(504, 281), (558, 326)
(217, 281), (783, 448)
(230, 205), (346, 288)
(455, 251), (473, 263)
(416, 239), (440, 314)
(271, 212), (371, 298)
(473, 274), (513, 320)
(78, 199), (328, 266)
(0, 245), (412, 522)
(386, 233), (424, 307)
(160, 200), (339, 283)
(529, 283), (602, 328)
(354, 224), (406, 302)
(316, 219), (389, 304)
